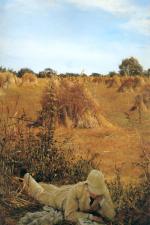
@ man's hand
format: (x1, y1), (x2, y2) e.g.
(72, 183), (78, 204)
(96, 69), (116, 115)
(90, 195), (104, 211)
(95, 195), (104, 202)
(91, 216), (104, 223)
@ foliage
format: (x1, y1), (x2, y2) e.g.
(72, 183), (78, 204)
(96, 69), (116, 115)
(90, 73), (102, 77)
(38, 68), (57, 78)
(0, 66), (7, 72)
(58, 73), (80, 78)
(143, 69), (150, 77)
(109, 159), (150, 225)
(17, 68), (35, 78)
(108, 71), (118, 77)
(69, 156), (99, 184)
(119, 57), (143, 76)
(0, 86), (70, 185)
(0, 66), (17, 76)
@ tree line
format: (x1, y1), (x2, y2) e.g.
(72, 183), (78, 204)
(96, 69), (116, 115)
(0, 57), (150, 78)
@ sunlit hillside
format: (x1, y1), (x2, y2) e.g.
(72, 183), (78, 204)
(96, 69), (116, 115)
(0, 67), (150, 225)
(0, 73), (150, 181)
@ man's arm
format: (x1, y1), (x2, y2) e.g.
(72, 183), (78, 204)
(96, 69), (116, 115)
(65, 187), (92, 222)
(65, 188), (105, 223)
(98, 190), (116, 221)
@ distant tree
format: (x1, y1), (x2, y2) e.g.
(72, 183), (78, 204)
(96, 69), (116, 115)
(17, 68), (34, 77)
(90, 73), (102, 77)
(58, 73), (65, 77)
(0, 66), (6, 72)
(81, 73), (87, 77)
(58, 73), (80, 77)
(143, 69), (150, 77)
(65, 73), (80, 77)
(108, 71), (118, 77)
(119, 57), (143, 76)
(38, 68), (57, 78)
(7, 68), (17, 75)
(0, 67), (17, 75)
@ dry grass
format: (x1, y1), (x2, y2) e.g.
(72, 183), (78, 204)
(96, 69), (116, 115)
(0, 139), (149, 225)
(0, 72), (18, 88)
(0, 75), (149, 224)
(1, 76), (149, 177)
(125, 84), (150, 123)
(118, 76), (145, 93)
(21, 73), (38, 86)
(40, 79), (115, 129)
(105, 76), (122, 88)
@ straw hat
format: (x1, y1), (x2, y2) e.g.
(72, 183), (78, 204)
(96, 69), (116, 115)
(86, 170), (107, 195)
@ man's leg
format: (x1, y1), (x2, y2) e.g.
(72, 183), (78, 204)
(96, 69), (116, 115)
(23, 173), (56, 207)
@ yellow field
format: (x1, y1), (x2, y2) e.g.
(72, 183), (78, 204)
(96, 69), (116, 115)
(1, 77), (150, 181)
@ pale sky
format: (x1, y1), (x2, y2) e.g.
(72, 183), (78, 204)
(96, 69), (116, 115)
(0, 0), (150, 74)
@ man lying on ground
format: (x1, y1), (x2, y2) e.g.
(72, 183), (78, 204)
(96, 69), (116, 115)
(22, 169), (115, 223)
